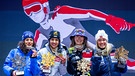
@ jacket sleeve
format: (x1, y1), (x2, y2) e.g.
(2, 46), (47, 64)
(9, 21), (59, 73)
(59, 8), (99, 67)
(67, 60), (76, 75)
(58, 49), (68, 75)
(66, 52), (76, 75)
(58, 64), (67, 75)
(113, 63), (127, 73)
(3, 49), (15, 76)
(30, 57), (40, 76)
(90, 56), (102, 76)
(37, 51), (42, 64)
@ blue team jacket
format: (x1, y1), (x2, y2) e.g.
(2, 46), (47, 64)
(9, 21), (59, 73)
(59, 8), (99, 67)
(3, 47), (40, 76)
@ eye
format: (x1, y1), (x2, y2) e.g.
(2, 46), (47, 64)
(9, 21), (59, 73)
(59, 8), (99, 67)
(30, 38), (33, 41)
(25, 38), (29, 41)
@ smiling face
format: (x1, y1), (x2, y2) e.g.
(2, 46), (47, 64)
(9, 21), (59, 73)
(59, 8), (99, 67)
(97, 36), (107, 49)
(74, 35), (84, 45)
(49, 38), (59, 49)
(24, 38), (34, 48)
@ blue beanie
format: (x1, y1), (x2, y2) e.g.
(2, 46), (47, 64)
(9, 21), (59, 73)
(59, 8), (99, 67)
(22, 31), (34, 41)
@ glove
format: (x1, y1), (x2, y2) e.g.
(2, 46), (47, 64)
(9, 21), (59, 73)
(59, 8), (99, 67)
(69, 55), (81, 63)
(106, 15), (135, 34)
(119, 57), (126, 65)
(95, 49), (102, 56)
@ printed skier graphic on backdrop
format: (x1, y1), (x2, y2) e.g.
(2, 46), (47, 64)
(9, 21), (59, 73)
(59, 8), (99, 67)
(22, 0), (135, 50)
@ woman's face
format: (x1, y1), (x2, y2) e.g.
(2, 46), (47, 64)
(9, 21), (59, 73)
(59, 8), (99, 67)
(50, 38), (59, 49)
(97, 36), (107, 49)
(74, 35), (84, 45)
(24, 38), (34, 47)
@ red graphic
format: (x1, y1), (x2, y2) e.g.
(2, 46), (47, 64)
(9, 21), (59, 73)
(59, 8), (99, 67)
(22, 0), (135, 71)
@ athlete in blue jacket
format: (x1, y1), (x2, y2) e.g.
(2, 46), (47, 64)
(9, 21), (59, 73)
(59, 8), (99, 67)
(3, 31), (40, 76)
(90, 30), (127, 76)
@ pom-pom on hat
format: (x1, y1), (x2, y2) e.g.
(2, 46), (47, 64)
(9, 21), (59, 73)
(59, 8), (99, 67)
(22, 31), (34, 41)
(95, 30), (108, 41)
(70, 29), (87, 40)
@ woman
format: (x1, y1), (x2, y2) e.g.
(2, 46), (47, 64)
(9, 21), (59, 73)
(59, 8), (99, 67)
(91, 30), (127, 76)
(3, 31), (40, 76)
(37, 30), (68, 76)
(67, 29), (93, 76)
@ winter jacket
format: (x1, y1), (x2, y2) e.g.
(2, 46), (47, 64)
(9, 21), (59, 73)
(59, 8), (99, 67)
(67, 47), (92, 76)
(90, 49), (127, 76)
(3, 46), (40, 76)
(37, 43), (67, 76)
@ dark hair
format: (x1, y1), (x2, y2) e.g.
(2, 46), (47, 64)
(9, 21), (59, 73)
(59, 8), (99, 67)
(49, 38), (61, 49)
(18, 40), (36, 54)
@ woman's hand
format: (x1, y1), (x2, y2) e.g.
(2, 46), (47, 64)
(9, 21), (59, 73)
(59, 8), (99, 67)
(12, 70), (16, 76)
(60, 57), (66, 64)
(31, 50), (37, 57)
(42, 65), (49, 70)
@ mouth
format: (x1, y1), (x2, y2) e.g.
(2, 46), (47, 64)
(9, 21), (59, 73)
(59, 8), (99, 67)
(26, 43), (32, 47)
(52, 43), (57, 46)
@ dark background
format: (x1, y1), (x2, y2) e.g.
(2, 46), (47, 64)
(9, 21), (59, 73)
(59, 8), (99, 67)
(0, 0), (135, 76)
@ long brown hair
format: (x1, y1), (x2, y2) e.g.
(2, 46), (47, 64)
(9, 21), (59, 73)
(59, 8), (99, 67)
(70, 36), (91, 50)
(18, 40), (36, 54)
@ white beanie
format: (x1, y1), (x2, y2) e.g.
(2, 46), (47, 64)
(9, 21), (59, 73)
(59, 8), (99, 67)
(95, 30), (108, 41)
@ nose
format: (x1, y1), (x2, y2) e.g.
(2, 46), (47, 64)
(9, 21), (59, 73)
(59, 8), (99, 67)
(100, 40), (104, 43)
